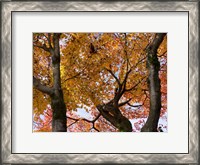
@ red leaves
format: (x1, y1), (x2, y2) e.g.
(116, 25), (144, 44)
(33, 105), (52, 132)
(33, 33), (167, 132)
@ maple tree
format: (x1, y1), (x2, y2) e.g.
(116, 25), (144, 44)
(33, 33), (167, 132)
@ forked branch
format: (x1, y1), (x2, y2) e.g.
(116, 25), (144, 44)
(105, 68), (121, 87)
(67, 113), (101, 132)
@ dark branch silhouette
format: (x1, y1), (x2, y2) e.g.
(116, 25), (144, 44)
(127, 103), (142, 108)
(33, 77), (53, 95)
(118, 98), (132, 107)
(67, 113), (101, 132)
(105, 68), (121, 87)
(33, 43), (51, 52)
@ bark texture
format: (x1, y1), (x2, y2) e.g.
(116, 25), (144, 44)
(97, 101), (132, 132)
(141, 33), (166, 132)
(96, 67), (133, 132)
(95, 33), (145, 132)
(33, 33), (66, 132)
(51, 89), (66, 132)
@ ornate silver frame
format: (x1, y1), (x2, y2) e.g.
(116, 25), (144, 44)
(1, 1), (199, 164)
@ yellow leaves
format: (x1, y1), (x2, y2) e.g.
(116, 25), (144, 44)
(33, 33), (167, 126)
(70, 33), (79, 40)
(102, 62), (111, 69)
(60, 65), (65, 79)
(33, 89), (50, 115)
(100, 33), (111, 42)
(157, 35), (167, 57)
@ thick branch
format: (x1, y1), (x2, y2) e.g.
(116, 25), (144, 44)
(147, 33), (166, 53)
(82, 114), (101, 132)
(53, 33), (61, 55)
(33, 77), (53, 95)
(141, 33), (166, 132)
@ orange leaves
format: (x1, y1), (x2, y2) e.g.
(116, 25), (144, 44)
(33, 33), (167, 132)
(112, 65), (118, 72)
(102, 62), (111, 69)
(157, 35), (167, 57)
(33, 105), (52, 132)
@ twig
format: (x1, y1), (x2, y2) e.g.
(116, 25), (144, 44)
(127, 103), (142, 107)
(125, 76), (146, 92)
(105, 68), (121, 87)
(118, 98), (132, 107)
(67, 114), (101, 132)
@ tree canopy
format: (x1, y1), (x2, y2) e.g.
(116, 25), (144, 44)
(33, 33), (167, 132)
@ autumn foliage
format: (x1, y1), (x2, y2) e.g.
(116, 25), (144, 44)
(33, 33), (167, 132)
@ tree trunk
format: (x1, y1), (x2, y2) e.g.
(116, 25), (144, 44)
(33, 33), (67, 132)
(50, 33), (66, 132)
(141, 33), (166, 132)
(51, 90), (66, 132)
(97, 101), (132, 132)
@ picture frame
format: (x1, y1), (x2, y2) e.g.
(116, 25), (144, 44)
(1, 0), (199, 164)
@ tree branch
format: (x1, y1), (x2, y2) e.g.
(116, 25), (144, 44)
(92, 126), (100, 132)
(105, 68), (121, 87)
(63, 72), (82, 83)
(33, 77), (53, 95)
(124, 33), (129, 71)
(47, 33), (52, 49)
(127, 103), (142, 108)
(125, 76), (146, 92)
(67, 114), (101, 132)
(158, 51), (167, 57)
(147, 33), (166, 53)
(82, 113), (101, 132)
(134, 55), (146, 67)
(67, 116), (79, 128)
(43, 33), (53, 49)
(118, 98), (132, 107)
(122, 68), (132, 90)
(67, 121), (78, 128)
(82, 113), (101, 123)
(33, 44), (50, 52)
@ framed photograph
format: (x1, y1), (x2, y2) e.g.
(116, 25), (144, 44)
(1, 0), (199, 164)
